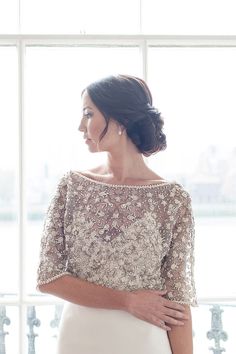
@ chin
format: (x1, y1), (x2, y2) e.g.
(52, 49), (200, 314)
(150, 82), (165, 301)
(87, 144), (100, 153)
(86, 140), (108, 153)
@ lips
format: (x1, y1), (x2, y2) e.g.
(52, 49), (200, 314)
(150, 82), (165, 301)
(84, 138), (92, 144)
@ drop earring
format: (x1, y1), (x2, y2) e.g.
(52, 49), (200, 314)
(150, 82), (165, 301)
(118, 126), (123, 135)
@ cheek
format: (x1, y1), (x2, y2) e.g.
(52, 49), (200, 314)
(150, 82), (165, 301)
(106, 124), (119, 141)
(101, 128), (119, 147)
(88, 121), (100, 134)
(88, 122), (106, 142)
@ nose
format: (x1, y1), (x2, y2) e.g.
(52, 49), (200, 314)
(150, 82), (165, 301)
(78, 118), (86, 132)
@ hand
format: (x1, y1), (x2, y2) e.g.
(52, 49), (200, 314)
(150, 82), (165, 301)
(125, 289), (189, 331)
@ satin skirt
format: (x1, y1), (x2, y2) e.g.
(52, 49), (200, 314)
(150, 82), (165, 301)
(56, 301), (172, 354)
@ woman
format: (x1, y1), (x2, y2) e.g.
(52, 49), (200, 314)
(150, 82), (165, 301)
(36, 74), (198, 354)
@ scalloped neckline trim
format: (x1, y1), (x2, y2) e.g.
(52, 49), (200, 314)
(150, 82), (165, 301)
(71, 170), (177, 189)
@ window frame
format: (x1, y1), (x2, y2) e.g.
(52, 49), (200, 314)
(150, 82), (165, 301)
(1, 33), (236, 353)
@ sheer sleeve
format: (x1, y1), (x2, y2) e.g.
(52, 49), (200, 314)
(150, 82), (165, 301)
(161, 194), (198, 306)
(36, 172), (71, 289)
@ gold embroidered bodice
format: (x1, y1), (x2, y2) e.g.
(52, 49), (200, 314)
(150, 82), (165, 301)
(36, 170), (197, 306)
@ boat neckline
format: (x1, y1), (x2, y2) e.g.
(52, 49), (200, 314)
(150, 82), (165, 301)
(70, 170), (178, 189)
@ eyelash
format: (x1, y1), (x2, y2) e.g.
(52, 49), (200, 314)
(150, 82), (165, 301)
(83, 112), (92, 119)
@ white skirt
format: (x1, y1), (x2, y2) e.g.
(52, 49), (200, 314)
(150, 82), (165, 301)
(56, 301), (172, 354)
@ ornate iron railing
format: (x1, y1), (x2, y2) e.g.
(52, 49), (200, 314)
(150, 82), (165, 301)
(0, 306), (10, 354)
(0, 302), (235, 354)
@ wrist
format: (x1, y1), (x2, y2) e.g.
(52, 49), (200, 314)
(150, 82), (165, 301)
(122, 290), (134, 312)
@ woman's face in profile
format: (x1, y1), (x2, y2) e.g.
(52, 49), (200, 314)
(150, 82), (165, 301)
(78, 91), (122, 153)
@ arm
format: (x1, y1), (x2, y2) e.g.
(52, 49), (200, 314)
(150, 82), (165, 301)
(161, 192), (198, 307)
(36, 172), (129, 311)
(161, 192), (198, 353)
(39, 276), (190, 331)
(36, 172), (71, 287)
(167, 305), (193, 354)
(38, 275), (129, 311)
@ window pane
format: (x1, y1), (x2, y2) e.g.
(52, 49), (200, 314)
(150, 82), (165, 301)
(21, 0), (140, 34)
(0, 0), (18, 33)
(0, 47), (19, 296)
(24, 46), (142, 295)
(147, 47), (236, 298)
(195, 217), (236, 297)
(142, 0), (236, 35)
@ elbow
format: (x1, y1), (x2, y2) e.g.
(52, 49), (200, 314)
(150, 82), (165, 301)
(36, 284), (46, 293)
(36, 274), (71, 294)
(36, 283), (51, 294)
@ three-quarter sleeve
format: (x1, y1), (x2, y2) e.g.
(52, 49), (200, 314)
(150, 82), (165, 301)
(161, 194), (198, 306)
(36, 172), (71, 289)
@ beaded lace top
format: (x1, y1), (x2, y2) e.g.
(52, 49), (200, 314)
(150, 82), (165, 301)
(36, 170), (198, 306)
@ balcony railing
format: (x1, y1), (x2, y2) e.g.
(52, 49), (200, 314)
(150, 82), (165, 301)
(0, 299), (235, 354)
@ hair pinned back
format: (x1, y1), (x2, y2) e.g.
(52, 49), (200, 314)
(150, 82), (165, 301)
(82, 74), (167, 157)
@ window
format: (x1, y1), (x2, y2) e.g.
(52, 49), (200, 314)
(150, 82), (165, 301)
(1, 1), (236, 353)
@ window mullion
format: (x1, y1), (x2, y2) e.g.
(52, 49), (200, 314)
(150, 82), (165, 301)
(141, 39), (148, 82)
(18, 38), (26, 354)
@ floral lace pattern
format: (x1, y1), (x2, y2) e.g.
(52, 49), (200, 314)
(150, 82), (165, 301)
(36, 170), (198, 306)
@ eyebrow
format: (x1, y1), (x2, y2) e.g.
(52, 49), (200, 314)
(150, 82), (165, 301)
(83, 106), (93, 111)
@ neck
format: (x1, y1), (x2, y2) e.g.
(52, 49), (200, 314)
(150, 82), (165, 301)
(101, 148), (149, 183)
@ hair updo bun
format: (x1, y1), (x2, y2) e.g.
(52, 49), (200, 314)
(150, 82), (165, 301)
(82, 74), (167, 157)
(126, 102), (166, 156)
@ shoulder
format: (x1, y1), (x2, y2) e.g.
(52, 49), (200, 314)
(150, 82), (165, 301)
(170, 183), (194, 223)
(61, 169), (87, 191)
(57, 170), (71, 185)
(168, 181), (193, 209)
(72, 165), (104, 177)
(173, 182), (192, 199)
(54, 170), (72, 195)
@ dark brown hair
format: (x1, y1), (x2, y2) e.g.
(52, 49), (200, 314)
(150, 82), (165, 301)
(82, 74), (167, 157)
